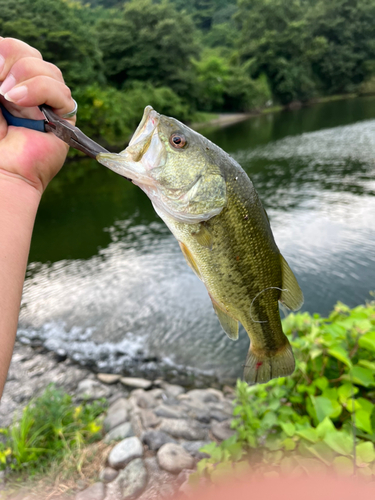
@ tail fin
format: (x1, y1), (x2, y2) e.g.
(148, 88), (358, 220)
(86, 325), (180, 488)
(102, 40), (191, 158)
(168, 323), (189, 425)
(243, 341), (295, 385)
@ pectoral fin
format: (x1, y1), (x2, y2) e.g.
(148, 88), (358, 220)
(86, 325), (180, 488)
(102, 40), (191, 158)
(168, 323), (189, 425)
(211, 298), (239, 341)
(179, 242), (202, 279)
(191, 223), (213, 250)
(279, 255), (304, 311)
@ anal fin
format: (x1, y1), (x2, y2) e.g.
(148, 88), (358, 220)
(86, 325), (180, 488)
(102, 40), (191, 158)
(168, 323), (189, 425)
(279, 255), (304, 311)
(243, 341), (295, 385)
(179, 242), (202, 279)
(211, 298), (239, 341)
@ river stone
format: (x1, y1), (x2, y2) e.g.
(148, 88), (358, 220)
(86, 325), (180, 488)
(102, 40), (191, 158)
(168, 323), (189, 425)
(76, 379), (112, 400)
(108, 436), (143, 469)
(120, 377), (152, 389)
(160, 419), (208, 441)
(183, 389), (221, 404)
(211, 420), (235, 441)
(154, 405), (186, 419)
(210, 409), (232, 422)
(104, 407), (129, 432)
(181, 441), (211, 459)
(75, 482), (105, 500)
(97, 374), (121, 385)
(104, 459), (147, 500)
(119, 459), (148, 499)
(162, 383), (185, 399)
(104, 422), (134, 443)
(188, 408), (211, 423)
(108, 397), (131, 414)
(157, 443), (195, 474)
(100, 467), (119, 483)
(141, 409), (161, 428)
(141, 430), (177, 451)
(131, 389), (158, 409)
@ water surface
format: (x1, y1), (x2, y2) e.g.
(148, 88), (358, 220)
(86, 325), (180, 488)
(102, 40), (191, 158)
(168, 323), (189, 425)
(19, 96), (375, 382)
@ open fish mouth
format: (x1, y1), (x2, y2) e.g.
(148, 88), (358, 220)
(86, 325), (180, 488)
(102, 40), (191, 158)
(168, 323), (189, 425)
(96, 106), (161, 187)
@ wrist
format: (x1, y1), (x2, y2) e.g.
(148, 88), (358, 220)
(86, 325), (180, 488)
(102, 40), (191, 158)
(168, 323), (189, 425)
(0, 168), (42, 206)
(0, 169), (41, 398)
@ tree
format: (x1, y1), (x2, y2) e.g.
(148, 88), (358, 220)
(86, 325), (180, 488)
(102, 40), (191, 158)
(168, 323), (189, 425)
(97, 0), (199, 99)
(0, 0), (104, 89)
(236, 0), (325, 103)
(309, 0), (375, 94)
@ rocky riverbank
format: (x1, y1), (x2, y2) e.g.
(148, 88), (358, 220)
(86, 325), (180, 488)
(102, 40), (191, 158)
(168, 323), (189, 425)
(1, 342), (237, 500)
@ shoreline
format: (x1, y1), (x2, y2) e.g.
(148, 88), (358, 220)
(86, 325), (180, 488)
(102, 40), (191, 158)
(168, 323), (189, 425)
(191, 92), (363, 131)
(1, 340), (235, 429)
(1, 342), (236, 500)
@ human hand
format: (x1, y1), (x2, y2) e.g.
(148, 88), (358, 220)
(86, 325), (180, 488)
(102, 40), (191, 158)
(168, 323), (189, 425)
(0, 37), (76, 194)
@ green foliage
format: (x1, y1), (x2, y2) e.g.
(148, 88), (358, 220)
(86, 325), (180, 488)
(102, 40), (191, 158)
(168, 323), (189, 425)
(97, 0), (199, 99)
(0, 385), (106, 473)
(0, 0), (104, 88)
(74, 82), (191, 148)
(193, 51), (272, 112)
(3, 0), (375, 139)
(194, 301), (375, 481)
(236, 0), (375, 103)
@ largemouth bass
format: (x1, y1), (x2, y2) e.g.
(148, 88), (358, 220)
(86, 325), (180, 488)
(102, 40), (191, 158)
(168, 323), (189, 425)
(97, 106), (304, 384)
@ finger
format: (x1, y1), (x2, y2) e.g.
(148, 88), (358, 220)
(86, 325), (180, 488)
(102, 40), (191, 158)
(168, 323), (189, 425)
(2, 76), (76, 123)
(0, 38), (42, 82)
(0, 58), (64, 98)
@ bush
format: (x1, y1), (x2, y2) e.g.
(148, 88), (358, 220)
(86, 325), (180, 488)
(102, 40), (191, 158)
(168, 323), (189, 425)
(194, 300), (375, 482)
(0, 385), (106, 473)
(74, 83), (192, 150)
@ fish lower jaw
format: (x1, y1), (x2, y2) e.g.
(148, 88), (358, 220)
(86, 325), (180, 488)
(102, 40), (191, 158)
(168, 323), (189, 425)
(152, 200), (223, 225)
(96, 153), (155, 186)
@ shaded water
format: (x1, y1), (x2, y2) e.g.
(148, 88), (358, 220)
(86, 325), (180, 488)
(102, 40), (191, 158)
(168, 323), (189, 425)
(18, 97), (375, 382)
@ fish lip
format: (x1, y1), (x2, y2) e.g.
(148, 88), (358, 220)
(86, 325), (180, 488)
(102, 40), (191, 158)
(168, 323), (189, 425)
(96, 106), (161, 186)
(127, 106), (160, 159)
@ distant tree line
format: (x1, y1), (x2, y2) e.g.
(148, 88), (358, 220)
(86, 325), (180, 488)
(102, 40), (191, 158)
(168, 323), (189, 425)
(1, 0), (375, 147)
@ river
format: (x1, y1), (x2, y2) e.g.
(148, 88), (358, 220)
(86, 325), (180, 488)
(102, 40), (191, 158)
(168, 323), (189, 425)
(18, 96), (375, 384)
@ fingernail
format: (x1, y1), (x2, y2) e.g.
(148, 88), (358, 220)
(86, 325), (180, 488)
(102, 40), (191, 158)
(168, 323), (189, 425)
(0, 55), (5, 75)
(0, 74), (16, 96)
(5, 85), (28, 103)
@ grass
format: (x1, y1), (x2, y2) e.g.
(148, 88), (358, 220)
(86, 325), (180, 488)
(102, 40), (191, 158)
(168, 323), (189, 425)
(0, 385), (108, 499)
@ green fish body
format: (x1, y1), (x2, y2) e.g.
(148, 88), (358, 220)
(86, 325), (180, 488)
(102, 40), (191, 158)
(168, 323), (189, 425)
(97, 106), (303, 384)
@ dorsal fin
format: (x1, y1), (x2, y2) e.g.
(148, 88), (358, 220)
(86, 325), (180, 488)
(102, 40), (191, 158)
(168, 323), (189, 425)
(279, 255), (304, 311)
(178, 241), (202, 280)
(191, 223), (213, 250)
(210, 298), (239, 341)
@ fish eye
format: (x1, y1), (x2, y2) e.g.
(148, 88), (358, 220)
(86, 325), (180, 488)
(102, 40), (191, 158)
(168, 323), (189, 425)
(169, 133), (186, 149)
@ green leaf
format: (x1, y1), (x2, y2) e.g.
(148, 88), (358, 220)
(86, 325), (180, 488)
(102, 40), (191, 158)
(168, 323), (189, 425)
(323, 431), (353, 456)
(311, 396), (339, 422)
(349, 366), (374, 387)
(306, 441), (335, 465)
(357, 398), (374, 414)
(316, 417), (335, 439)
(358, 332), (375, 352)
(327, 346), (352, 368)
(332, 456), (354, 475)
(356, 410), (373, 435)
(356, 442), (375, 464)
(338, 383), (358, 404)
(283, 438), (296, 451)
(296, 427), (319, 443)
(358, 359), (375, 371)
(313, 377), (328, 391)
(281, 422), (295, 437)
(310, 348), (323, 360)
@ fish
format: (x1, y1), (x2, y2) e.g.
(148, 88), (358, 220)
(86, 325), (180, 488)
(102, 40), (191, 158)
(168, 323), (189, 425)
(96, 106), (304, 384)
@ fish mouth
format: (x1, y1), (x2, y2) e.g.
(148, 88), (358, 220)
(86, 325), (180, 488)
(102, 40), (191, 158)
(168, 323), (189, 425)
(96, 106), (161, 186)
